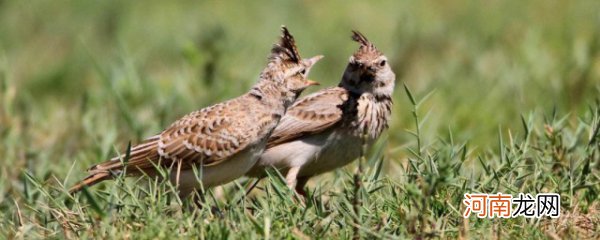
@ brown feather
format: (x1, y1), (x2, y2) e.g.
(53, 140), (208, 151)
(270, 26), (301, 63)
(351, 30), (371, 47)
(68, 171), (111, 194)
(70, 94), (271, 193)
(351, 30), (381, 57)
(266, 87), (349, 148)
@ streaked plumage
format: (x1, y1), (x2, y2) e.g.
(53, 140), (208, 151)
(69, 27), (322, 197)
(247, 31), (395, 194)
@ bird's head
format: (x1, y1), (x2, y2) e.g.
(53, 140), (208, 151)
(340, 31), (395, 98)
(261, 26), (322, 103)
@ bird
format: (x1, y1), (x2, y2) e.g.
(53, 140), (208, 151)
(246, 30), (395, 196)
(69, 26), (323, 198)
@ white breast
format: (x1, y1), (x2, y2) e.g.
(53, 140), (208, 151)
(249, 129), (370, 178)
(173, 141), (266, 197)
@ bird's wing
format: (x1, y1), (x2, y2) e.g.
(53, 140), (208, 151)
(144, 100), (256, 168)
(266, 87), (349, 148)
(91, 97), (259, 174)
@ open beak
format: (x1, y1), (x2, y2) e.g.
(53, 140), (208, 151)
(305, 79), (320, 86)
(306, 55), (324, 66)
(302, 55), (323, 87)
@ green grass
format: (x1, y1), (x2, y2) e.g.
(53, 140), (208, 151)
(1, 0), (599, 239)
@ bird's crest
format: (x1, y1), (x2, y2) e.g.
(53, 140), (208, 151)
(351, 30), (381, 58)
(269, 26), (301, 64)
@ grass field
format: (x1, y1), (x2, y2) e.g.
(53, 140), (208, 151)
(1, 0), (599, 239)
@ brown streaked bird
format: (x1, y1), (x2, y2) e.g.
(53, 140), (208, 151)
(69, 27), (323, 198)
(246, 31), (395, 195)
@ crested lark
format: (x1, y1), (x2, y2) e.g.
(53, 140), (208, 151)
(247, 31), (395, 195)
(69, 27), (323, 198)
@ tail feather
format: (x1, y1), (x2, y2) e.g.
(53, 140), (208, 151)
(69, 135), (161, 194)
(68, 171), (111, 194)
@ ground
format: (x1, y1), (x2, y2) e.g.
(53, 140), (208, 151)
(1, 0), (599, 239)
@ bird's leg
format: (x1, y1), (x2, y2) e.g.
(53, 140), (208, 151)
(175, 159), (183, 189)
(286, 167), (307, 206)
(245, 178), (261, 196)
(285, 166), (300, 190)
(295, 176), (310, 198)
(187, 189), (205, 211)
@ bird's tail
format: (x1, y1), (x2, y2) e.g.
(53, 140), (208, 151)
(68, 171), (111, 194)
(68, 135), (161, 194)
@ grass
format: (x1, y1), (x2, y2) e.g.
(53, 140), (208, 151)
(1, 0), (600, 239)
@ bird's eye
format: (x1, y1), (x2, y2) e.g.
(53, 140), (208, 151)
(379, 60), (386, 67)
(300, 69), (306, 75)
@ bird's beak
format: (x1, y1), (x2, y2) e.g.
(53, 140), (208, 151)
(361, 64), (376, 74)
(306, 55), (324, 66)
(359, 66), (376, 82)
(302, 55), (323, 87)
(305, 79), (320, 86)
